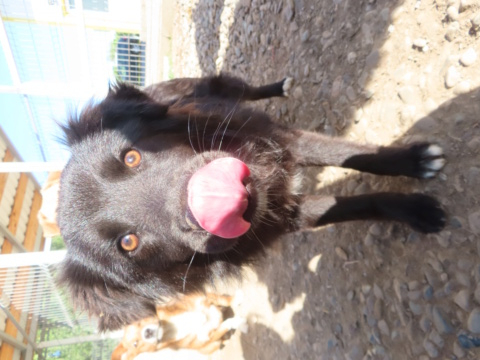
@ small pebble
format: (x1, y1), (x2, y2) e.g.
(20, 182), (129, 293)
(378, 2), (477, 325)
(458, 334), (480, 349)
(429, 329), (445, 348)
(446, 21), (460, 41)
(335, 247), (348, 261)
(378, 319), (390, 336)
(413, 38), (427, 49)
(409, 301), (423, 315)
(301, 30), (310, 42)
(445, 66), (461, 88)
(472, 13), (480, 27)
(423, 285), (434, 301)
(347, 52), (357, 64)
(468, 308), (480, 333)
(293, 86), (303, 99)
(454, 340), (466, 357)
(473, 211), (480, 234)
(419, 316), (432, 333)
(423, 339), (439, 358)
(460, 48), (477, 67)
(454, 289), (471, 311)
(369, 224), (382, 237)
(432, 306), (454, 334)
(363, 233), (375, 247)
(447, 5), (459, 21)
(474, 286), (480, 304)
(454, 80), (472, 95)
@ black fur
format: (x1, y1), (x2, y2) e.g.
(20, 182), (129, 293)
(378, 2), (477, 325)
(57, 75), (446, 331)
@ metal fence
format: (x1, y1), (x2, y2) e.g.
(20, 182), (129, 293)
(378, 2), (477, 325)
(0, 0), (149, 358)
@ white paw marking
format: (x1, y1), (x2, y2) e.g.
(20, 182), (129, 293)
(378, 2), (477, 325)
(422, 171), (436, 179)
(425, 158), (445, 171)
(425, 144), (443, 157)
(282, 77), (293, 96)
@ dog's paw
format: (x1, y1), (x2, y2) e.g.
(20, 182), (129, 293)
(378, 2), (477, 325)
(410, 143), (445, 179)
(404, 194), (446, 233)
(282, 77), (293, 97)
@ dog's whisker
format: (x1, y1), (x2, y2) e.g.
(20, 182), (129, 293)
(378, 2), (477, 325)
(202, 113), (212, 153)
(249, 228), (266, 251)
(182, 251), (196, 293)
(218, 102), (240, 151)
(212, 98), (240, 151)
(194, 116), (202, 153)
(187, 113), (197, 155)
(227, 116), (252, 150)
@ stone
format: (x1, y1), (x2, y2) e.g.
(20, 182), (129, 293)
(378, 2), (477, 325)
(419, 316), (432, 333)
(346, 345), (363, 360)
(469, 210), (480, 234)
(423, 339), (439, 358)
(409, 301), (423, 315)
(472, 13), (480, 27)
(398, 86), (418, 105)
(413, 38), (427, 49)
(445, 66), (461, 88)
(369, 224), (382, 237)
(429, 329), (445, 348)
(423, 285), (434, 301)
(301, 30), (310, 43)
(335, 247), (348, 261)
(347, 52), (357, 64)
(346, 86), (356, 101)
(446, 21), (460, 41)
(447, 5), (459, 20)
(468, 308), (480, 333)
(474, 286), (480, 304)
(460, 48), (477, 66)
(454, 340), (466, 357)
(293, 86), (303, 100)
(378, 319), (390, 336)
(432, 306), (454, 334)
(454, 80), (472, 95)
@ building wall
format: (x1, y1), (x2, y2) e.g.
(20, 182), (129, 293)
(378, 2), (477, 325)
(0, 129), (45, 360)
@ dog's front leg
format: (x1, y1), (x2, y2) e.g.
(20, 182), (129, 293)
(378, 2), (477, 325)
(298, 193), (446, 233)
(287, 130), (445, 178)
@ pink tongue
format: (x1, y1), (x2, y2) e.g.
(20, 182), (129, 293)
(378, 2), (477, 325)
(187, 158), (251, 239)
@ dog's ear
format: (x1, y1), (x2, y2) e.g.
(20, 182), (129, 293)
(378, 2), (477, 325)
(57, 255), (157, 331)
(62, 83), (170, 146)
(102, 83), (169, 124)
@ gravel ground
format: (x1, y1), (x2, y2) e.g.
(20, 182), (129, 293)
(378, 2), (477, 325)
(167, 0), (480, 359)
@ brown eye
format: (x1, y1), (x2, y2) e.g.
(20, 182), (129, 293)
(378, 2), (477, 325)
(120, 234), (139, 251)
(124, 149), (141, 168)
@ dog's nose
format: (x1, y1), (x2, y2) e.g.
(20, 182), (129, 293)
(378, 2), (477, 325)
(187, 157), (251, 239)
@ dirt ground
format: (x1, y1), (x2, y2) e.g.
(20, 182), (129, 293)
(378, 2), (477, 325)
(164, 0), (480, 359)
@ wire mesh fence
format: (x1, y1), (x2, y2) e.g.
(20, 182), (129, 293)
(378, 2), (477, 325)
(0, 0), (146, 358)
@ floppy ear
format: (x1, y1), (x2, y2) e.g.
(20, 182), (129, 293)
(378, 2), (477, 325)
(57, 256), (157, 331)
(101, 83), (169, 124)
(61, 83), (170, 146)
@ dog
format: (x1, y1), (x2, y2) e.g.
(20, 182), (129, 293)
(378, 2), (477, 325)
(56, 74), (446, 331)
(111, 293), (244, 360)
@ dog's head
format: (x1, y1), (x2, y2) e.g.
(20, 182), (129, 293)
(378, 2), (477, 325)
(57, 83), (293, 330)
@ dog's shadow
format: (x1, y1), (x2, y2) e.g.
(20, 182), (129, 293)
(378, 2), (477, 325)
(236, 90), (480, 359)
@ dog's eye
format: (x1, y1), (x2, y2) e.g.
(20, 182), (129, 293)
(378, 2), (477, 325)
(124, 149), (142, 168)
(120, 234), (139, 251)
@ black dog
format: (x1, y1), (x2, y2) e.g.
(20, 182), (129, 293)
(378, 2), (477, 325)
(57, 75), (446, 331)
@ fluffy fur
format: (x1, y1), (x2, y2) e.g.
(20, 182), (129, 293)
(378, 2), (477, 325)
(57, 75), (446, 331)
